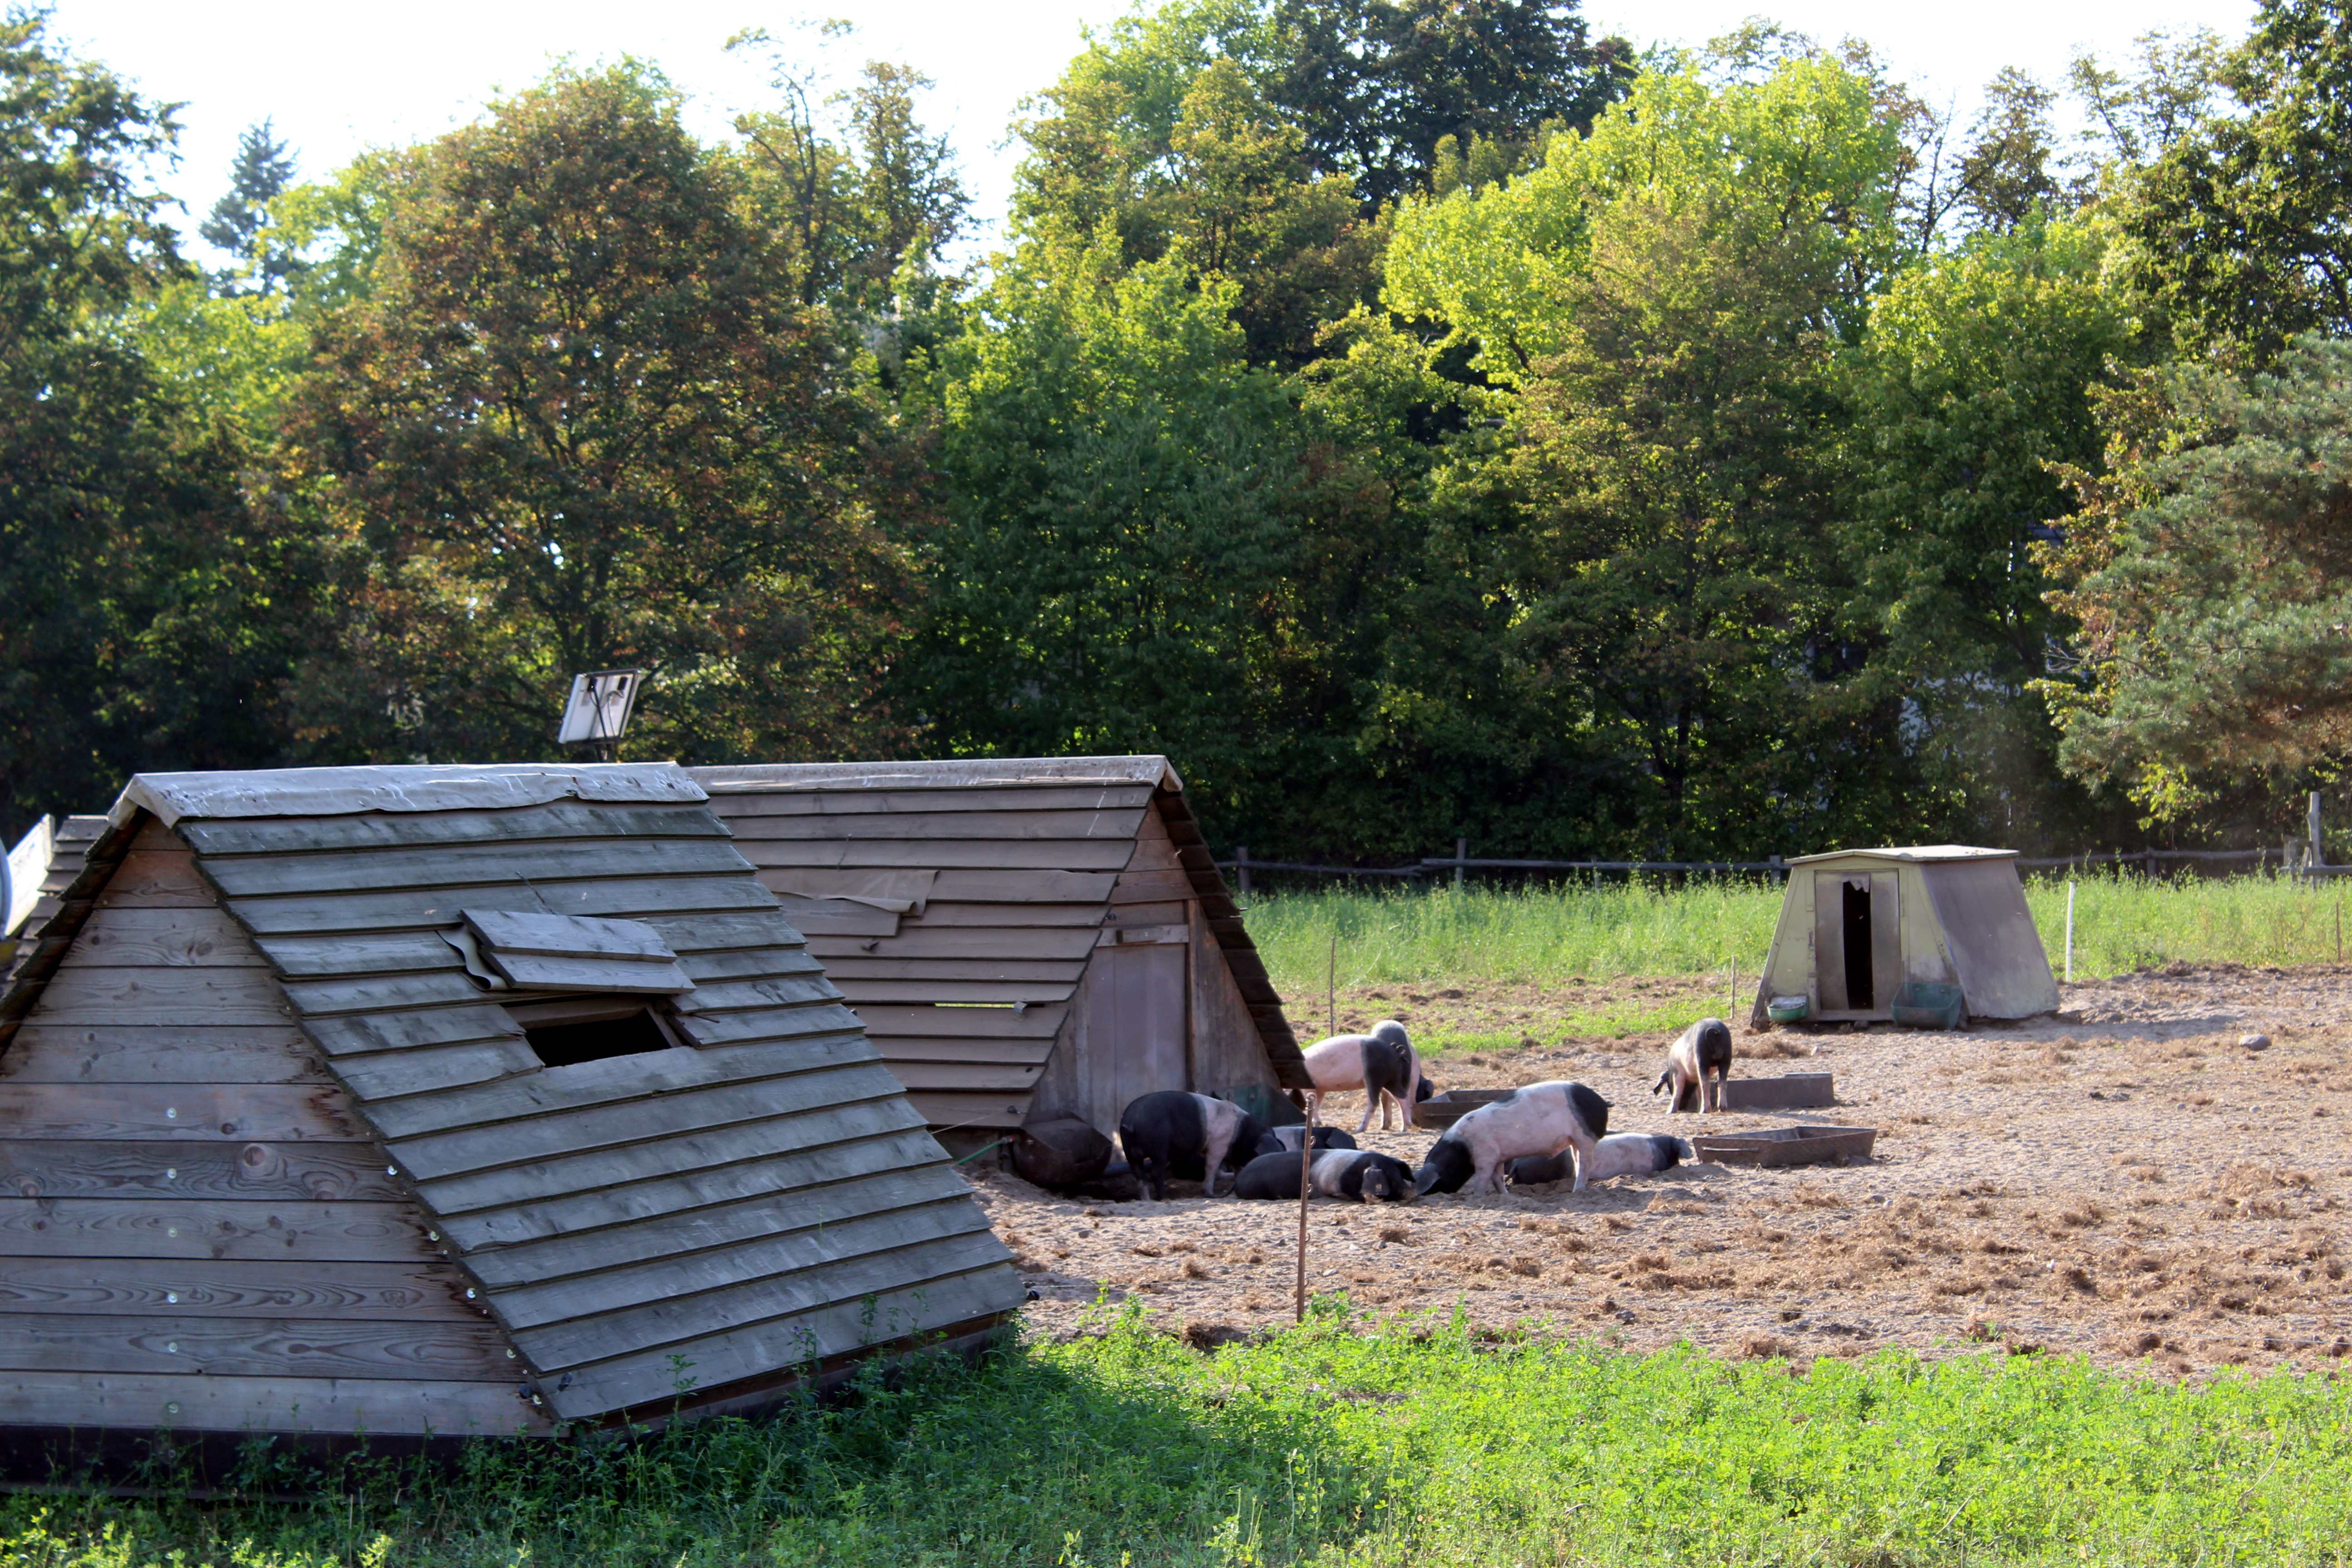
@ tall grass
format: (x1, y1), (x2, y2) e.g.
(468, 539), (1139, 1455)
(12, 1306), (2352, 1567)
(1243, 872), (2352, 994)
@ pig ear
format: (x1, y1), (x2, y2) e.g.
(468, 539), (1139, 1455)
(1413, 1164), (1440, 1195)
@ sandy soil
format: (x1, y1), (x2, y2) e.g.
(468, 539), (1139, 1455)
(963, 961), (2352, 1373)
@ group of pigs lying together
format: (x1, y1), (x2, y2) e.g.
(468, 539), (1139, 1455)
(1114, 1016), (1737, 1205)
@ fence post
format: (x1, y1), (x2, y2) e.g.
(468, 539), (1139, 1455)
(2313, 792), (2327, 870)
(1454, 837), (1467, 890)
(1769, 853), (1785, 885)
(1236, 845), (1250, 899)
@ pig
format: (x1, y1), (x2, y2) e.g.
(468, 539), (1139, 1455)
(1301, 1019), (1435, 1132)
(1413, 1080), (1611, 1196)
(1252, 1124), (1359, 1157)
(1231, 1148), (1420, 1203)
(1652, 1018), (1733, 1113)
(1116, 1092), (1267, 1200)
(1507, 1133), (1694, 1187)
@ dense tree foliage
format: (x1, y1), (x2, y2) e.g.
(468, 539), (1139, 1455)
(14, 0), (2352, 862)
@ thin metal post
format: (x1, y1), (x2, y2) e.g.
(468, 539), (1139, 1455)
(1295, 1096), (1314, 1324)
(2064, 881), (2076, 984)
(1236, 845), (1250, 899)
(2313, 792), (2327, 870)
(1327, 933), (1337, 1039)
(1455, 837), (1467, 889)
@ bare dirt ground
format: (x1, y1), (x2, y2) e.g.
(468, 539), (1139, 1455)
(963, 962), (2352, 1373)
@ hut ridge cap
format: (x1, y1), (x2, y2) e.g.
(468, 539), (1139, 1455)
(115, 763), (707, 826)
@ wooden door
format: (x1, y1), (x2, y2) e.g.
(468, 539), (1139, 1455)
(1099, 939), (1188, 1124)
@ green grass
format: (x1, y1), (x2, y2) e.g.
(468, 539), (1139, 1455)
(12, 1305), (2352, 1568)
(1242, 872), (2352, 996)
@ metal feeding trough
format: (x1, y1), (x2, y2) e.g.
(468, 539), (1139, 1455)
(1416, 1087), (1516, 1130)
(1692, 1123), (1878, 1168)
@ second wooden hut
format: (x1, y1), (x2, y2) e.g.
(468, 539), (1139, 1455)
(688, 757), (1308, 1144)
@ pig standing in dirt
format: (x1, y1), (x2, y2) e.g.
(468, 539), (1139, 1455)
(1301, 1019), (1434, 1132)
(1117, 1092), (1267, 1200)
(1652, 1018), (1733, 1113)
(1508, 1132), (1694, 1186)
(1413, 1080), (1611, 1196)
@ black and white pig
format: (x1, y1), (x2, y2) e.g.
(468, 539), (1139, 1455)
(1232, 1148), (1419, 1203)
(1253, 1125), (1359, 1157)
(1116, 1092), (1268, 1200)
(1652, 1018), (1733, 1113)
(1507, 1132), (1694, 1187)
(1413, 1080), (1611, 1196)
(1301, 1019), (1435, 1132)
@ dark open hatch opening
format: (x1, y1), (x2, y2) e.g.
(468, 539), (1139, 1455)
(505, 995), (688, 1069)
(1841, 879), (1875, 1012)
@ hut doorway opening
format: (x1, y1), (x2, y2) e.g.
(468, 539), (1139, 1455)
(1813, 870), (1900, 1017)
(506, 997), (686, 1068)
(1841, 879), (1874, 1010)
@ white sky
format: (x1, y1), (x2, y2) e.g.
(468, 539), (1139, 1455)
(57, 0), (2260, 262)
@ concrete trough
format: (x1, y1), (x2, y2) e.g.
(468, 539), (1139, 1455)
(1416, 1087), (1516, 1130)
(1714, 1073), (1834, 1112)
(1692, 1124), (1878, 1168)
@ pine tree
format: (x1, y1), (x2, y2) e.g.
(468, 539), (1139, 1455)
(200, 119), (300, 292)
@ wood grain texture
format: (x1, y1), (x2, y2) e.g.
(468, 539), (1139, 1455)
(708, 784), (1154, 818)
(456, 1145), (959, 1286)
(676, 948), (828, 984)
(635, 911), (813, 954)
(0, 1083), (364, 1142)
(0, 1025), (326, 1085)
(202, 840), (751, 900)
(363, 1037), (877, 1142)
(178, 801), (729, 857)
(742, 839), (1136, 872)
(30, 966), (292, 1027)
(225, 876), (780, 937)
(538, 1260), (1017, 1419)
(0, 1200), (436, 1262)
(418, 1100), (934, 1229)
(892, 901), (1106, 929)
(868, 1035), (1058, 1066)
(0, 1371), (546, 1436)
(667, 975), (844, 1015)
(495, 1200), (995, 1352)
(279, 969), (486, 1018)
(850, 1004), (1066, 1039)
(333, 1039), (540, 1102)
(0, 1257), (475, 1317)
(886, 1060), (1047, 1093)
(257, 929), (484, 978)
(902, 1090), (1027, 1128)
(383, 1061), (908, 1181)
(94, 851), (215, 908)
(667, 1003), (866, 1046)
(0, 1313), (513, 1380)
(478, 1173), (976, 1315)
(55, 907), (262, 969)
(0, 1140), (402, 1201)
(827, 979), (1078, 1005)
(301, 1004), (524, 1058)
(726, 808), (1147, 843)
(816, 957), (1089, 985)
(806, 927), (1100, 963)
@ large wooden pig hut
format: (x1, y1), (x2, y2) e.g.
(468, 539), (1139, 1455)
(687, 757), (1309, 1142)
(0, 764), (1022, 1460)
(1749, 845), (2060, 1026)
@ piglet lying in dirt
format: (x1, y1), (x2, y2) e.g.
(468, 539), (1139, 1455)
(1414, 1080), (1610, 1196)
(1653, 1018), (1733, 1113)
(1301, 1019), (1434, 1132)
(1232, 1148), (1418, 1202)
(1253, 1125), (1358, 1156)
(1117, 1091), (1267, 1200)
(1508, 1132), (1694, 1187)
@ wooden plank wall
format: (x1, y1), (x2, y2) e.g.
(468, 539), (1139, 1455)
(700, 769), (1307, 1128)
(0, 820), (536, 1439)
(166, 797), (1019, 1424)
(710, 780), (1153, 1130)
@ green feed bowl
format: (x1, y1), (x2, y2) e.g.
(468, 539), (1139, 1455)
(1766, 995), (1810, 1025)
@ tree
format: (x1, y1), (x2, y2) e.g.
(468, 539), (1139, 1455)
(1846, 219), (2141, 842)
(729, 31), (968, 313)
(0, 14), (304, 834)
(1954, 69), (2067, 232)
(199, 118), (303, 292)
(281, 64), (921, 765)
(1266, 0), (1632, 212)
(2036, 336), (2352, 809)
(1383, 50), (1918, 854)
(2112, 0), (2352, 354)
